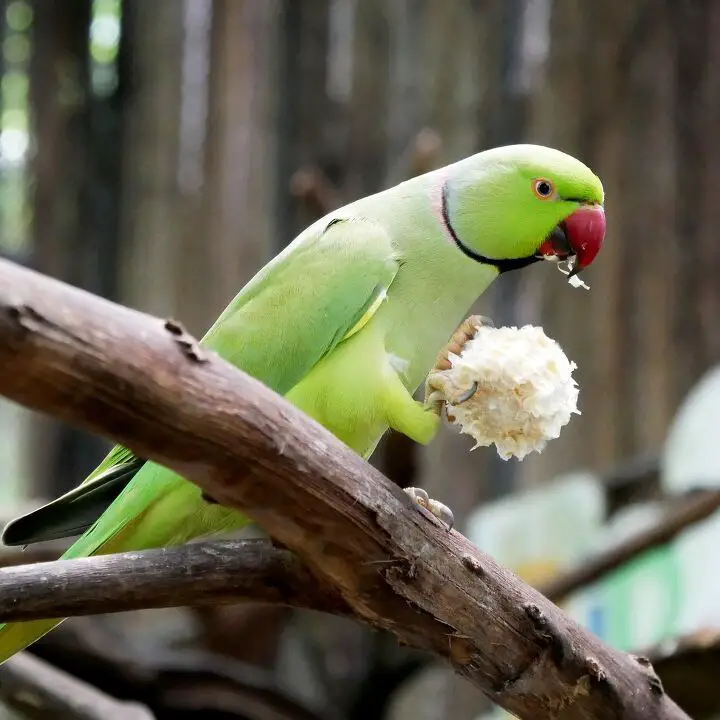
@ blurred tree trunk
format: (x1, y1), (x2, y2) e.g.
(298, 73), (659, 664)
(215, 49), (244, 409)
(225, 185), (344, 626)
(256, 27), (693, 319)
(117, 0), (186, 317)
(518, 1), (720, 487)
(119, 0), (279, 330)
(272, 3), (387, 713)
(174, 0), (281, 331)
(118, 0), (287, 671)
(276, 0), (334, 243)
(28, 0), (113, 496)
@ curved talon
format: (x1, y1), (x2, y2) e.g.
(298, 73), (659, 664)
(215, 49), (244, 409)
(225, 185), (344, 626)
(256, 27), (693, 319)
(425, 389), (445, 408)
(424, 389), (446, 417)
(454, 381), (479, 405)
(427, 499), (455, 531)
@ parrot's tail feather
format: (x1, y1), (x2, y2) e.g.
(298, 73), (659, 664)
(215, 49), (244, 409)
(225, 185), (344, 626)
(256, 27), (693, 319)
(0, 618), (65, 664)
(0, 469), (249, 665)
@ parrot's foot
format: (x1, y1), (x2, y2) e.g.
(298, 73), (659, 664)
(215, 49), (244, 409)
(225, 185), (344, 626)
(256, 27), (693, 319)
(404, 486), (455, 531)
(425, 372), (479, 417)
(424, 314), (491, 416)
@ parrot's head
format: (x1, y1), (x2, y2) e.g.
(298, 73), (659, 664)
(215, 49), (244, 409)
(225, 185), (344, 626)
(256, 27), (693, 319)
(442, 144), (605, 277)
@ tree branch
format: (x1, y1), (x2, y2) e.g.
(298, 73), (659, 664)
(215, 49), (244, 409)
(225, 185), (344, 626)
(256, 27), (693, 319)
(540, 489), (720, 603)
(0, 258), (690, 719)
(0, 540), (349, 621)
(5, 468), (707, 620)
(2, 491), (715, 691)
(0, 651), (154, 720)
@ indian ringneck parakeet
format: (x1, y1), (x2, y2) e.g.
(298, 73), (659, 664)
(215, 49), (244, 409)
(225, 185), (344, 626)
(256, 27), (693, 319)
(0, 144), (605, 661)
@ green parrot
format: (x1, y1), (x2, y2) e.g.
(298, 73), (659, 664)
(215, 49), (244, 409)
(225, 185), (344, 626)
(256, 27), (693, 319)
(0, 144), (605, 661)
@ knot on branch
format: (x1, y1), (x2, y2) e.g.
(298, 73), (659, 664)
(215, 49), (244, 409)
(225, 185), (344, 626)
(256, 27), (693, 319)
(523, 603), (568, 665)
(2, 301), (88, 347)
(584, 657), (609, 686)
(461, 554), (485, 576)
(631, 654), (665, 696)
(164, 319), (207, 363)
(5, 302), (45, 329)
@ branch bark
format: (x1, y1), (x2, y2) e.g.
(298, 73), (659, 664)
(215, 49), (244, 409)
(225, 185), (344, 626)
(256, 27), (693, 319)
(0, 651), (154, 720)
(0, 540), (349, 621)
(0, 258), (690, 720)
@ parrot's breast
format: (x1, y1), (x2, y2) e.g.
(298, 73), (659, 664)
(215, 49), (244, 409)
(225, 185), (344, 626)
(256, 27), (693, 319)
(284, 323), (402, 458)
(283, 250), (498, 459)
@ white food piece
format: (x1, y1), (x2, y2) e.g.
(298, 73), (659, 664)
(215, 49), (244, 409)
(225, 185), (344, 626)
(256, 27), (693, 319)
(567, 274), (590, 290)
(556, 257), (590, 290)
(439, 325), (580, 461)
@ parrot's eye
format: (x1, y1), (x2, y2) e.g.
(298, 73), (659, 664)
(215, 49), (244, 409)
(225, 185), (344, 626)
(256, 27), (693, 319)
(532, 178), (555, 200)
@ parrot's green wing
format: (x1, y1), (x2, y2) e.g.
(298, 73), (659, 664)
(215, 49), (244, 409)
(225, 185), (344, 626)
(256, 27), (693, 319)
(3, 218), (399, 546)
(202, 217), (400, 396)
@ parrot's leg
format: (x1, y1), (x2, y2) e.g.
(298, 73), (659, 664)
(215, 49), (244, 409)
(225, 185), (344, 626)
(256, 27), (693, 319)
(403, 486), (455, 531)
(403, 315), (494, 532)
(424, 314), (493, 416)
(381, 365), (454, 526)
(383, 371), (440, 446)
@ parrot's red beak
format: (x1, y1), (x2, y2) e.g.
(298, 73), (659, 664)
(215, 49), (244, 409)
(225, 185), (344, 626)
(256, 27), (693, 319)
(537, 205), (606, 276)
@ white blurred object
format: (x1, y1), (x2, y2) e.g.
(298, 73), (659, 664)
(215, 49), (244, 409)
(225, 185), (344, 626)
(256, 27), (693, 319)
(590, 502), (666, 552)
(466, 471), (604, 581)
(661, 364), (720, 494)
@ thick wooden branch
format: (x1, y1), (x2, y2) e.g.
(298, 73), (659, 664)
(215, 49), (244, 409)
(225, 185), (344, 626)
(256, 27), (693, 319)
(0, 540), (349, 620)
(1, 489), (714, 658)
(0, 651), (154, 720)
(0, 258), (690, 720)
(4, 472), (709, 617)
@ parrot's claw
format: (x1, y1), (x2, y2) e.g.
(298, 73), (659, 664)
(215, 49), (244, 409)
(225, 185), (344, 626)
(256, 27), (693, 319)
(403, 486), (455, 531)
(424, 374), (479, 422)
(423, 385), (447, 417)
(427, 499), (455, 530)
(424, 314), (491, 415)
(454, 381), (479, 405)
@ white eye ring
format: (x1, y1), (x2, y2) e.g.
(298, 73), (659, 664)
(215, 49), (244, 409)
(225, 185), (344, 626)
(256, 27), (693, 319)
(532, 178), (555, 200)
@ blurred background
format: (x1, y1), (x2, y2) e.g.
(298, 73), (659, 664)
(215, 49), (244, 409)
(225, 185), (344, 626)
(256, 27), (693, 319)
(1, 0), (720, 718)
